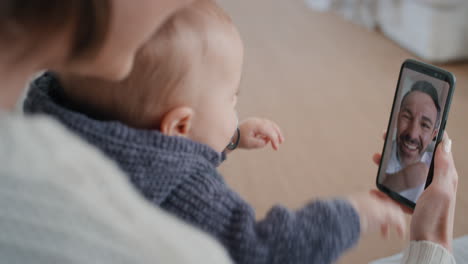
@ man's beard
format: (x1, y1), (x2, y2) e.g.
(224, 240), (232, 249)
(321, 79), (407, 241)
(397, 133), (423, 166)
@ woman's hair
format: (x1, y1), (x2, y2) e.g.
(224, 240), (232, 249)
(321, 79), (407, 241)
(0, 0), (111, 61)
(61, 0), (236, 129)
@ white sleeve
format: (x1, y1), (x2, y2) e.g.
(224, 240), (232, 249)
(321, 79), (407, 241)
(402, 241), (455, 264)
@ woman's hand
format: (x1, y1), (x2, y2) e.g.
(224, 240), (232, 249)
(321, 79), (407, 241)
(410, 133), (457, 251)
(373, 132), (458, 251)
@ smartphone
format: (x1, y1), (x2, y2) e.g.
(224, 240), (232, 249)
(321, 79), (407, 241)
(376, 59), (456, 209)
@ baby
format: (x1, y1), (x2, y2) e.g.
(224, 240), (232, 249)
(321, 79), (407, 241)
(25, 0), (405, 263)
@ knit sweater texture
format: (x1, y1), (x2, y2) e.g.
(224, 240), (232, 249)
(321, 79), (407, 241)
(24, 72), (361, 264)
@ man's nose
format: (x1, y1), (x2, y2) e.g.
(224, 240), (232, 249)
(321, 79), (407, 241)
(407, 120), (420, 140)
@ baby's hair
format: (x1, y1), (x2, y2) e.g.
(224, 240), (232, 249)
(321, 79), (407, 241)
(61, 0), (235, 129)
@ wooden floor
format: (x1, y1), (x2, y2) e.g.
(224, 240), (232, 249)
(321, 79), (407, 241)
(217, 0), (468, 263)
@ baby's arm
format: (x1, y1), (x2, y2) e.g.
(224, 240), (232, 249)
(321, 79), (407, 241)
(162, 172), (404, 264)
(164, 181), (357, 263)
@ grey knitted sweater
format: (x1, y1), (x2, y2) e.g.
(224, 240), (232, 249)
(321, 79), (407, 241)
(24, 73), (361, 264)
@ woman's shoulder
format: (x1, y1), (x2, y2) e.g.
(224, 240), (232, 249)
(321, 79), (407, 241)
(0, 112), (88, 150)
(0, 113), (123, 183)
(0, 113), (232, 264)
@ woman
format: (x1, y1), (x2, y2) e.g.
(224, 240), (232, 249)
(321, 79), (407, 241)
(0, 1), (458, 263)
(0, 1), (231, 263)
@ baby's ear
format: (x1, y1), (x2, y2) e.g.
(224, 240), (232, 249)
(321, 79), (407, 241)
(160, 107), (194, 137)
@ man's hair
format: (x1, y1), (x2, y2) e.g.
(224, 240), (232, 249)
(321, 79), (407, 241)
(61, 0), (235, 128)
(401, 80), (441, 124)
(0, 0), (111, 61)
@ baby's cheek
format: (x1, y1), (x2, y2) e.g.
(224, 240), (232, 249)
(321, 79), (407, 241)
(225, 128), (235, 144)
(224, 122), (237, 143)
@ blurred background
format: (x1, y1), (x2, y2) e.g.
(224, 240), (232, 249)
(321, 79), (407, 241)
(217, 0), (468, 263)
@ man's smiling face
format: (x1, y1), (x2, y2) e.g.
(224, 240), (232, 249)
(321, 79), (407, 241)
(396, 91), (439, 167)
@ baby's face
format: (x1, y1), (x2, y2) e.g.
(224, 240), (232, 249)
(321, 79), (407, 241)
(187, 28), (243, 153)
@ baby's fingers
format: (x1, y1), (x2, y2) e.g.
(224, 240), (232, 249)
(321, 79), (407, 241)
(381, 224), (389, 239)
(269, 133), (280, 150)
(259, 122), (280, 150)
(249, 137), (268, 149)
(272, 122), (284, 144)
(383, 202), (407, 239)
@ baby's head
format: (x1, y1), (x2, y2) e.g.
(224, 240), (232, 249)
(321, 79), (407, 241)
(61, 0), (243, 152)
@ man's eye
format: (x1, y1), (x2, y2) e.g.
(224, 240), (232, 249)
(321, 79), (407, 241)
(422, 123), (431, 129)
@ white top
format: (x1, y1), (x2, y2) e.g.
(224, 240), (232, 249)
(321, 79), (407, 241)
(402, 241), (455, 264)
(386, 140), (432, 202)
(0, 113), (454, 264)
(0, 113), (232, 264)
(371, 241), (456, 264)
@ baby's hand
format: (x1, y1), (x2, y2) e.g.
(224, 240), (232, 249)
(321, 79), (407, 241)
(238, 117), (284, 150)
(347, 190), (407, 239)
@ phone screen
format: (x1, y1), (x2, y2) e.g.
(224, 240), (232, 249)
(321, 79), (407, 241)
(377, 63), (452, 206)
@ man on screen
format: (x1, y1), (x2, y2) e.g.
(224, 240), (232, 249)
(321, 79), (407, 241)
(382, 80), (441, 202)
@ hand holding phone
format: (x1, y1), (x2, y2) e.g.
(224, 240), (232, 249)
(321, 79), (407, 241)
(410, 132), (457, 251)
(376, 59), (456, 209)
(373, 132), (458, 250)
